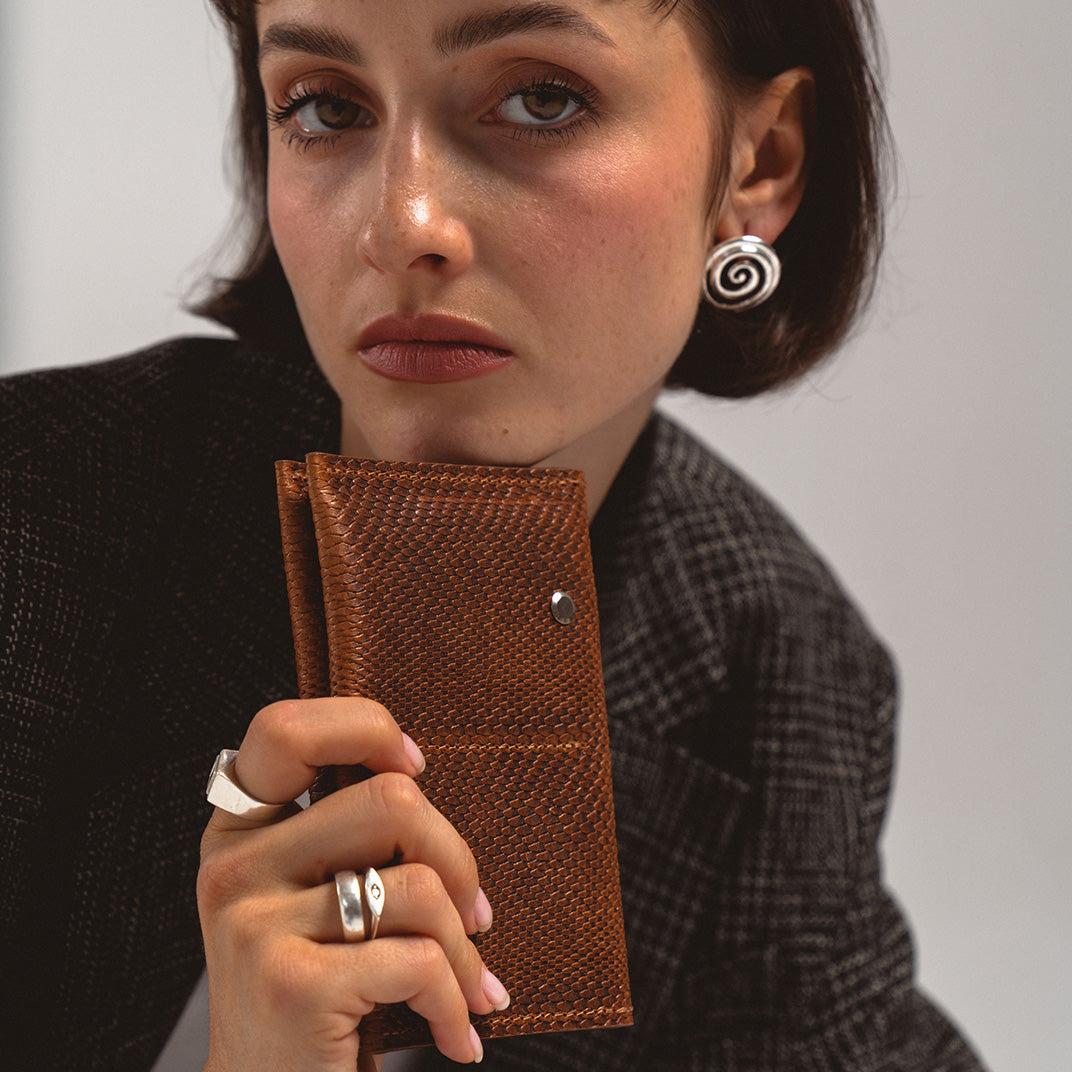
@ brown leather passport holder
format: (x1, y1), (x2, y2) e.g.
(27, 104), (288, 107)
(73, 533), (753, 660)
(275, 454), (632, 1053)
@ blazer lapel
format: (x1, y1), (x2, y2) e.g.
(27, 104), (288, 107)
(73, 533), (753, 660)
(584, 416), (755, 1062)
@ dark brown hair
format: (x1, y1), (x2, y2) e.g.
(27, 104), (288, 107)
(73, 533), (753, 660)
(196, 0), (891, 398)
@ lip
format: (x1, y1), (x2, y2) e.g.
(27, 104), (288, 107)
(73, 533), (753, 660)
(357, 314), (514, 384)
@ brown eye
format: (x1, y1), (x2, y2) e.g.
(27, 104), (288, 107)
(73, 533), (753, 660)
(520, 89), (573, 121)
(293, 95), (371, 135)
(499, 86), (583, 126)
(312, 97), (364, 130)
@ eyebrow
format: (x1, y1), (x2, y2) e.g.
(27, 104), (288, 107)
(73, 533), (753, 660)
(259, 23), (364, 66)
(434, 4), (617, 55)
(258, 4), (615, 67)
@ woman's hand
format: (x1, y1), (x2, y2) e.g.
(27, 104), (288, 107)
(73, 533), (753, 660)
(197, 697), (508, 1072)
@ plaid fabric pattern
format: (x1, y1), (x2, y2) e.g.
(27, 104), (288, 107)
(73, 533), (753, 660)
(0, 339), (985, 1070)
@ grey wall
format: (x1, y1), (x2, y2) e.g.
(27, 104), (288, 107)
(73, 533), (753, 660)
(2, 3), (1069, 1069)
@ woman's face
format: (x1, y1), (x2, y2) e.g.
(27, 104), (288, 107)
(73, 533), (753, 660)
(260, 0), (722, 482)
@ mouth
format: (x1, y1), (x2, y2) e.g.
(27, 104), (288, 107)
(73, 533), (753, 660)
(356, 314), (514, 384)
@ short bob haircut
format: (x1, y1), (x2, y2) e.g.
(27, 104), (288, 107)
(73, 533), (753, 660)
(197, 0), (891, 399)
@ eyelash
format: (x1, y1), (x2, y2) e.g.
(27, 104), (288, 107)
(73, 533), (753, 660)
(266, 73), (601, 151)
(493, 73), (602, 145)
(267, 81), (361, 153)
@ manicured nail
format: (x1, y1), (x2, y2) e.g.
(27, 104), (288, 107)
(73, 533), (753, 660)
(469, 1024), (484, 1064)
(473, 887), (493, 933)
(482, 966), (511, 1012)
(401, 733), (426, 775)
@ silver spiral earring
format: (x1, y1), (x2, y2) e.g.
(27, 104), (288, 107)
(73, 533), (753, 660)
(702, 236), (781, 311)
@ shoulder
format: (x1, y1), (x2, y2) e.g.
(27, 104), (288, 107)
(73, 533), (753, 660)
(650, 414), (867, 622)
(0, 336), (240, 411)
(1, 333), (337, 492)
(0, 333), (336, 650)
(0, 339), (240, 676)
(605, 412), (890, 661)
(0, 338), (243, 591)
(0, 334), (336, 786)
(596, 412), (895, 749)
(1, 335), (237, 505)
(2, 336), (238, 459)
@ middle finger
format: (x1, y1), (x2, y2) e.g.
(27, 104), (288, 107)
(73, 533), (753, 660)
(260, 773), (485, 932)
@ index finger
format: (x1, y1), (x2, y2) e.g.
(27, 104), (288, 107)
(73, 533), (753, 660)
(227, 695), (425, 810)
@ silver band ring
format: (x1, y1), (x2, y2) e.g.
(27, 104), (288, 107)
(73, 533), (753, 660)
(206, 748), (288, 822)
(364, 867), (386, 940)
(335, 870), (367, 942)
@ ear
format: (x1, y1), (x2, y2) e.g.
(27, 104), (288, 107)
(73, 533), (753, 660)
(714, 67), (814, 244)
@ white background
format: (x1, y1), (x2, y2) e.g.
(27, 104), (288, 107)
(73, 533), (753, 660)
(2, 3), (1069, 1069)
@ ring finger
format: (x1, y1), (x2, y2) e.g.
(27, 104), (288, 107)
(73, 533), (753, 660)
(291, 863), (510, 1016)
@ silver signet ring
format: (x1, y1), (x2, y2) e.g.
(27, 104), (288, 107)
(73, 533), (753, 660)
(206, 749), (288, 822)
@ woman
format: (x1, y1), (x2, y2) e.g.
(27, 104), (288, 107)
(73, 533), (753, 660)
(0, 0), (987, 1069)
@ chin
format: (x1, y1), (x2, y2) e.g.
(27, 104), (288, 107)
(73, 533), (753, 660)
(349, 421), (555, 469)
(400, 441), (548, 469)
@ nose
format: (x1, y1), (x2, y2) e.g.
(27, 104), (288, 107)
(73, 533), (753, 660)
(357, 124), (475, 279)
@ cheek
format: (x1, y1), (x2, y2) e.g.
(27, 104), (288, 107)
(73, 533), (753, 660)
(267, 158), (348, 301)
(267, 158), (301, 254)
(526, 135), (710, 362)
(268, 166), (312, 291)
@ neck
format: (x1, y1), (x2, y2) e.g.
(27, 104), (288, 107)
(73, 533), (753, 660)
(338, 386), (659, 522)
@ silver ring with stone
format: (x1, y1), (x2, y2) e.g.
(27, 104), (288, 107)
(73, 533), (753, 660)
(364, 866), (386, 940)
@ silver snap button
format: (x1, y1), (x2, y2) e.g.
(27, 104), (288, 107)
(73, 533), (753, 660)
(550, 590), (576, 625)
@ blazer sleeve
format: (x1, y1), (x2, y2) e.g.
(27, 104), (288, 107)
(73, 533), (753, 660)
(663, 585), (987, 1071)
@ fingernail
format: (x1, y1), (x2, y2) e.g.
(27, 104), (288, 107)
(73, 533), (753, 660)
(481, 966), (511, 1011)
(469, 1024), (484, 1064)
(401, 732), (426, 775)
(473, 887), (493, 933)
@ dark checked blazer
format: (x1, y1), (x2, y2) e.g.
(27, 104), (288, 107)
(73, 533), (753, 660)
(0, 338), (986, 1071)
